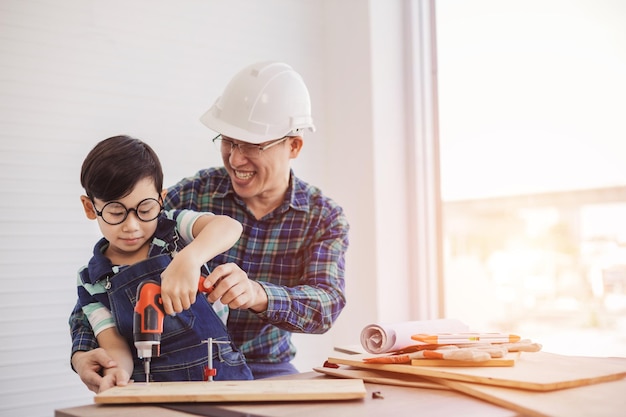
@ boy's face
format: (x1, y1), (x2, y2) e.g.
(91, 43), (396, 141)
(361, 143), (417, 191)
(80, 177), (165, 264)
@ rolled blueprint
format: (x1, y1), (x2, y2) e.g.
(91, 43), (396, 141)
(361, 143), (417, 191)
(360, 319), (469, 354)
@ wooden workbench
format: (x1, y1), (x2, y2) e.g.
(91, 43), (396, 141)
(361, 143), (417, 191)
(55, 372), (520, 417)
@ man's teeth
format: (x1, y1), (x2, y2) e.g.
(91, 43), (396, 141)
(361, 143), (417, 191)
(235, 170), (254, 180)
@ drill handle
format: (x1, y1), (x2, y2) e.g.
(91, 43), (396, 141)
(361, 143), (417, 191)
(134, 280), (165, 336)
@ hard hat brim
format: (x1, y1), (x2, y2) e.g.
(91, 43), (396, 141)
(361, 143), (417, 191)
(200, 106), (315, 144)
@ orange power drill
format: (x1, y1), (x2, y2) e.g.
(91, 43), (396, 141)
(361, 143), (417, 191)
(133, 277), (215, 382)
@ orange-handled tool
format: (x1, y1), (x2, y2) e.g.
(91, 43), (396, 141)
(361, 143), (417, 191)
(134, 276), (214, 383)
(198, 276), (216, 294)
(133, 280), (165, 383)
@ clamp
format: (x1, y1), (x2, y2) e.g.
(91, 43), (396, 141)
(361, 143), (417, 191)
(202, 337), (230, 381)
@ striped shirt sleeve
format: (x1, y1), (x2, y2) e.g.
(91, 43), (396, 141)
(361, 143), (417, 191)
(82, 302), (115, 336)
(76, 270), (115, 336)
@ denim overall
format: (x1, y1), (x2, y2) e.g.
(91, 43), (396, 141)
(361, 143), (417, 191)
(106, 252), (253, 382)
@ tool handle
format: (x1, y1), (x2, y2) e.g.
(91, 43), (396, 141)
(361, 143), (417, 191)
(198, 276), (216, 294)
(134, 276), (213, 340)
(134, 280), (165, 337)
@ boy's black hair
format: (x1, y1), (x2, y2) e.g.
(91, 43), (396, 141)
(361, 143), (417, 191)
(81, 135), (164, 202)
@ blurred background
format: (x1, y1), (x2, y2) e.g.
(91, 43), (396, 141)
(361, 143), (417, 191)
(438, 0), (626, 357)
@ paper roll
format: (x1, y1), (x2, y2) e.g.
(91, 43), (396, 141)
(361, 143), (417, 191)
(359, 319), (469, 354)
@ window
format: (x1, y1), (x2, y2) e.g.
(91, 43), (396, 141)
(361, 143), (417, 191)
(436, 0), (626, 356)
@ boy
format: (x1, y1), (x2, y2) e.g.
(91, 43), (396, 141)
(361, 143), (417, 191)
(76, 135), (252, 389)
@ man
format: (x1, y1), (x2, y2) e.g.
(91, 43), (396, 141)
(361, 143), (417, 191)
(70, 61), (350, 391)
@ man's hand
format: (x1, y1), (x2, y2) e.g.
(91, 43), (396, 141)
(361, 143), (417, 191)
(201, 263), (268, 313)
(100, 367), (131, 393)
(72, 348), (125, 393)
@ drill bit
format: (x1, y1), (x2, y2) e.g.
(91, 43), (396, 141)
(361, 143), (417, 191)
(143, 358), (151, 383)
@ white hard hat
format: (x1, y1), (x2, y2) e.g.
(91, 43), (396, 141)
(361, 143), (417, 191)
(200, 61), (316, 144)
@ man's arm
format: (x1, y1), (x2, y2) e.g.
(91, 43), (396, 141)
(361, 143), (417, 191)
(69, 303), (122, 393)
(69, 302), (99, 363)
(257, 211), (349, 334)
(205, 203), (349, 334)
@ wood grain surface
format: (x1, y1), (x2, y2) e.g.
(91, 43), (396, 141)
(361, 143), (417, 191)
(409, 351), (519, 367)
(427, 375), (626, 417)
(313, 366), (448, 390)
(94, 379), (367, 404)
(327, 351), (626, 391)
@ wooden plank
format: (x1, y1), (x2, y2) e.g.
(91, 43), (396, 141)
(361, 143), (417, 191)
(59, 373), (520, 417)
(313, 366), (449, 390)
(327, 351), (626, 391)
(430, 376), (626, 417)
(94, 379), (367, 404)
(410, 352), (518, 367)
(360, 351), (518, 367)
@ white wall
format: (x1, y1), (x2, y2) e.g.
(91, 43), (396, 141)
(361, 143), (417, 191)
(0, 1), (432, 415)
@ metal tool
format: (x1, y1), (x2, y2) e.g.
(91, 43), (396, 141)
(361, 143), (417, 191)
(133, 276), (215, 383)
(202, 337), (230, 381)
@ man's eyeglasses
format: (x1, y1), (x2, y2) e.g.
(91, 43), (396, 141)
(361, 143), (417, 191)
(91, 197), (163, 225)
(212, 135), (288, 158)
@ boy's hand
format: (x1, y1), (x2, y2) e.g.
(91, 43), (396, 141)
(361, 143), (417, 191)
(160, 253), (200, 315)
(159, 213), (242, 315)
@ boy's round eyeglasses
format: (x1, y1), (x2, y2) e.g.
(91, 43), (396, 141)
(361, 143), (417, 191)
(212, 134), (288, 158)
(91, 197), (163, 225)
